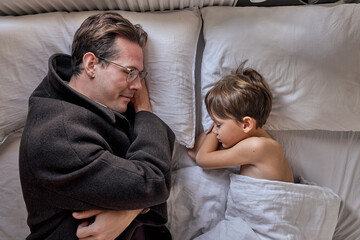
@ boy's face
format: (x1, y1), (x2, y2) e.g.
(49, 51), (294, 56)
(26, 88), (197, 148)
(211, 115), (246, 149)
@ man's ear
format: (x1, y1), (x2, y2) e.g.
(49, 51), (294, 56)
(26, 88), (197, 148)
(82, 52), (98, 78)
(242, 116), (256, 133)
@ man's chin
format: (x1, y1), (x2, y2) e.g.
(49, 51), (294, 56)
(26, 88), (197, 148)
(108, 104), (127, 114)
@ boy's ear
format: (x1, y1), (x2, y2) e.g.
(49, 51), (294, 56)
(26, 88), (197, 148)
(82, 52), (98, 78)
(242, 116), (255, 133)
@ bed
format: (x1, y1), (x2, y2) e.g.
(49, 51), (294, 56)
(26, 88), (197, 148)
(0, 1), (359, 239)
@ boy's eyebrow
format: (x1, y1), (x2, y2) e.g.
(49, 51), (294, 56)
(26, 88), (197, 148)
(212, 118), (220, 124)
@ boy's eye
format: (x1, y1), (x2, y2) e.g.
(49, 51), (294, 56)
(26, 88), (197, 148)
(216, 124), (221, 128)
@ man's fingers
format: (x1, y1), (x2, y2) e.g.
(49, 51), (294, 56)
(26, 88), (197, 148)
(72, 210), (102, 219)
(77, 221), (93, 239)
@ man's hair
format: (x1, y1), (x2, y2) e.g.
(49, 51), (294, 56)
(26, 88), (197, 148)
(205, 61), (273, 128)
(71, 12), (148, 76)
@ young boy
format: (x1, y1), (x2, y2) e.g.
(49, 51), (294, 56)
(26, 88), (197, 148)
(189, 61), (294, 183)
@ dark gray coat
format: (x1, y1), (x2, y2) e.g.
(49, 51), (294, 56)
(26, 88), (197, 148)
(19, 54), (175, 240)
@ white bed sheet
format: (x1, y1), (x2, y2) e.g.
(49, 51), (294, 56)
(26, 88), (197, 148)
(0, 131), (29, 240)
(194, 174), (340, 240)
(0, 126), (359, 239)
(168, 130), (360, 240)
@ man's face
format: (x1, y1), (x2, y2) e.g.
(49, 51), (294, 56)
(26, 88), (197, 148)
(92, 37), (144, 113)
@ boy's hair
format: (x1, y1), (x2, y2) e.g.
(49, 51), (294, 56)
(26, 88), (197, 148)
(71, 12), (148, 76)
(205, 61), (273, 128)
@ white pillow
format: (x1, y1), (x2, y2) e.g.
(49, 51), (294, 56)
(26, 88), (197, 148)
(200, 5), (360, 133)
(0, 12), (74, 145)
(0, 9), (201, 147)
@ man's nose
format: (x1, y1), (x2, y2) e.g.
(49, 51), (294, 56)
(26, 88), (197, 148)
(130, 76), (142, 90)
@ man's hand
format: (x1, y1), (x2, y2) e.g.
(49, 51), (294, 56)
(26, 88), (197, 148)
(131, 78), (152, 113)
(72, 209), (142, 240)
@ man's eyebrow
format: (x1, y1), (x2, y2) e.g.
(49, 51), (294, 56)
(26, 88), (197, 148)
(125, 65), (143, 71)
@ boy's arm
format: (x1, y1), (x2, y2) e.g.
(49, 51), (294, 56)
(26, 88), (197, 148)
(195, 130), (224, 168)
(196, 131), (263, 169)
(188, 131), (207, 160)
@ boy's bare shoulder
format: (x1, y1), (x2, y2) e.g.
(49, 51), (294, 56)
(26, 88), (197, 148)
(242, 136), (282, 152)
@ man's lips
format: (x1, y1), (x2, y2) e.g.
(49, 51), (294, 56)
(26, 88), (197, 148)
(121, 95), (133, 101)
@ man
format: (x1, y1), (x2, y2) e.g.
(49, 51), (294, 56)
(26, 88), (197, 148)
(19, 12), (175, 240)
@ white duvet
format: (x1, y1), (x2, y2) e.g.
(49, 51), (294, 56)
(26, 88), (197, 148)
(168, 166), (341, 240)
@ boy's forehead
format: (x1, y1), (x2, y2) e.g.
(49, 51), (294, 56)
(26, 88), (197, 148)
(211, 114), (223, 123)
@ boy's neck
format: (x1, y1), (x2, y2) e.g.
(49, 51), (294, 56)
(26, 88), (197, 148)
(248, 127), (271, 139)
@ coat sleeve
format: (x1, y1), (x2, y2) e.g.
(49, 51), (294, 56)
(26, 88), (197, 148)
(22, 104), (175, 211)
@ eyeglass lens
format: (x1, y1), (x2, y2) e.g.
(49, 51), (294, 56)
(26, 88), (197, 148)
(128, 69), (147, 82)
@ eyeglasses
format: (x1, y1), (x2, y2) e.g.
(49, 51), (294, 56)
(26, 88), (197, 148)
(96, 56), (148, 82)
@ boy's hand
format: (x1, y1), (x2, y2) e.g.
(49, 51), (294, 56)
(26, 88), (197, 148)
(188, 131), (206, 160)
